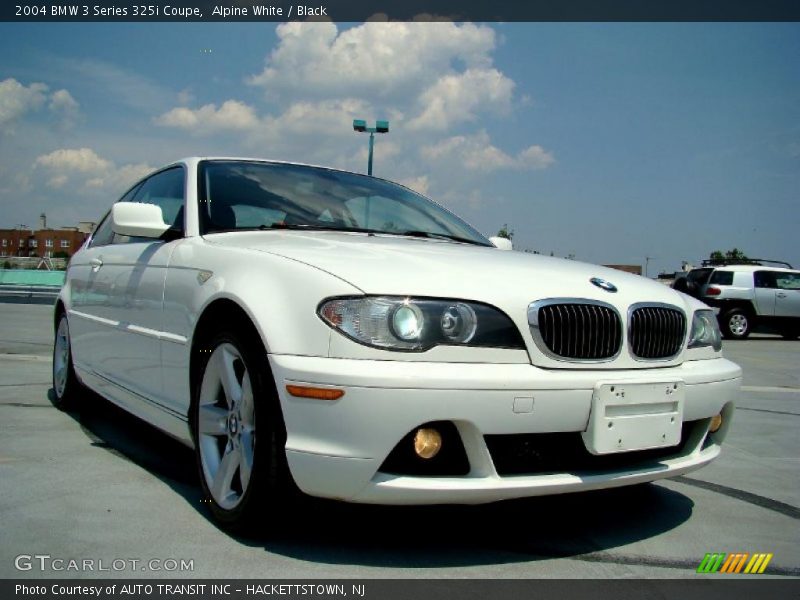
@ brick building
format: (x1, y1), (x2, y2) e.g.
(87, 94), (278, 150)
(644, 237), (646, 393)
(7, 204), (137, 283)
(0, 214), (93, 259)
(604, 264), (643, 276)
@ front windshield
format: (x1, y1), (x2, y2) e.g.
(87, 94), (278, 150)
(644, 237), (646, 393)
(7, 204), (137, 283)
(197, 160), (490, 246)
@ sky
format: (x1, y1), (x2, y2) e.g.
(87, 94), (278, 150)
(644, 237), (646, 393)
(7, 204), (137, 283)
(0, 21), (798, 276)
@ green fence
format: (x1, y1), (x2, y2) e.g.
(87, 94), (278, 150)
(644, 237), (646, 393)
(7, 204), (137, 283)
(0, 269), (65, 287)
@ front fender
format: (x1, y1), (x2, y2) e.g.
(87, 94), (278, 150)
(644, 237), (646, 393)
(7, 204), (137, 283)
(164, 238), (362, 356)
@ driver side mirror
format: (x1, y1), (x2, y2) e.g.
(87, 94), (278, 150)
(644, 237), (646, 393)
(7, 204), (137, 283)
(489, 236), (513, 251)
(111, 202), (170, 238)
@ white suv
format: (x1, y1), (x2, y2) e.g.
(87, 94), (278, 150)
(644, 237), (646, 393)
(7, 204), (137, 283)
(684, 263), (800, 340)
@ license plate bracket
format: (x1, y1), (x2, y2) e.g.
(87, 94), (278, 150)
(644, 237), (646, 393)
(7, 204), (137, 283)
(582, 381), (684, 455)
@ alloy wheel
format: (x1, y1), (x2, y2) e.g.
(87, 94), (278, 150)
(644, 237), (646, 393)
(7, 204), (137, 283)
(729, 314), (748, 337)
(54, 317), (71, 398)
(197, 343), (256, 510)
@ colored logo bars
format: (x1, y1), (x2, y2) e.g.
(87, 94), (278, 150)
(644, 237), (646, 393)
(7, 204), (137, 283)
(696, 552), (773, 574)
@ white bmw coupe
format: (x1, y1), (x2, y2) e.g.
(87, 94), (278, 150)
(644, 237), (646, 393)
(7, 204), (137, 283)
(53, 157), (741, 530)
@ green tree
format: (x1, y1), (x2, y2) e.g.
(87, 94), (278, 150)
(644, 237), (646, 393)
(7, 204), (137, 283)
(710, 248), (750, 264)
(497, 224), (514, 241)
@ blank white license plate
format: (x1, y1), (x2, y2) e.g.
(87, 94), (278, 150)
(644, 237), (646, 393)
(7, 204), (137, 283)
(581, 381), (684, 455)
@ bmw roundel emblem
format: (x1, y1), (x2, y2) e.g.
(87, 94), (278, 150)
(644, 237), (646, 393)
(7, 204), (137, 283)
(590, 277), (618, 293)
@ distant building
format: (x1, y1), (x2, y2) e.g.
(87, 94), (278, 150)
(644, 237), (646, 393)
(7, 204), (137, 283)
(0, 213), (94, 259)
(603, 264), (643, 276)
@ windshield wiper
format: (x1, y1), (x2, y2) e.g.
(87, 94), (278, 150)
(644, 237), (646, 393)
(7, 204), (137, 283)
(209, 223), (488, 246)
(261, 223), (381, 234)
(398, 230), (490, 246)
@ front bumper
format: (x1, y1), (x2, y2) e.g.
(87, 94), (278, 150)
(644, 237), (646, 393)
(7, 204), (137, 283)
(269, 354), (741, 504)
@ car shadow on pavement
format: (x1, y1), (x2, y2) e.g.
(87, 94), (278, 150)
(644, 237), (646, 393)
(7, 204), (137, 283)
(53, 389), (695, 568)
(49, 387), (204, 504)
(726, 337), (798, 343)
(257, 485), (693, 568)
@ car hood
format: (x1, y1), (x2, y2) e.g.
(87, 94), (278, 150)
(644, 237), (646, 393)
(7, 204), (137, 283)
(203, 230), (686, 310)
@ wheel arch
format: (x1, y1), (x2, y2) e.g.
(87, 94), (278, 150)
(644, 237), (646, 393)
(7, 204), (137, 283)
(54, 299), (66, 331)
(188, 296), (297, 525)
(189, 297), (268, 398)
(714, 299), (757, 317)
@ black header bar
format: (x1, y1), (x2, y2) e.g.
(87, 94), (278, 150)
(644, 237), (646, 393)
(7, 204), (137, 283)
(3, 0), (800, 23)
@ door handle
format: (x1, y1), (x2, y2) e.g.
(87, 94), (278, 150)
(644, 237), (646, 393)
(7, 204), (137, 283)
(776, 292), (787, 299)
(90, 258), (103, 272)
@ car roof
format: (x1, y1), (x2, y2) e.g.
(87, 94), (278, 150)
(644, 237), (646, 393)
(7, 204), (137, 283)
(175, 156), (365, 177)
(164, 156), (421, 196)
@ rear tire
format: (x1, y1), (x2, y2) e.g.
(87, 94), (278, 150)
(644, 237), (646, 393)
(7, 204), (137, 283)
(191, 326), (294, 533)
(720, 309), (751, 340)
(52, 313), (82, 410)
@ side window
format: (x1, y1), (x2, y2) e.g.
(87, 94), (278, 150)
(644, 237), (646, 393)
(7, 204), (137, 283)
(776, 272), (800, 291)
(119, 183), (141, 203)
(89, 212), (115, 247)
(709, 270), (734, 286)
(132, 167), (185, 231)
(687, 268), (713, 286)
(754, 271), (777, 289)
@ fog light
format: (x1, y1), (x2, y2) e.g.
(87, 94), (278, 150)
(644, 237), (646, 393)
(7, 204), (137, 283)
(413, 427), (442, 459)
(709, 413), (723, 433)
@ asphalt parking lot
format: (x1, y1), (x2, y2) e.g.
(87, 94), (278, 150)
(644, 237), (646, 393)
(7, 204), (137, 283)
(0, 301), (798, 579)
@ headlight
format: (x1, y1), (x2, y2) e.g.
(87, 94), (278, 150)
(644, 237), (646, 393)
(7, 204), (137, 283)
(688, 310), (722, 351)
(318, 296), (525, 351)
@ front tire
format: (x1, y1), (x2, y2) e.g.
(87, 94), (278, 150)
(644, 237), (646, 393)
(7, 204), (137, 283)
(781, 325), (799, 340)
(192, 327), (293, 532)
(52, 313), (82, 410)
(720, 308), (751, 340)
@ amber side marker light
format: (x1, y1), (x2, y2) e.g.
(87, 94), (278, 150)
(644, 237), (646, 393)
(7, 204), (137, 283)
(414, 427), (443, 459)
(709, 413), (724, 433)
(286, 385), (344, 401)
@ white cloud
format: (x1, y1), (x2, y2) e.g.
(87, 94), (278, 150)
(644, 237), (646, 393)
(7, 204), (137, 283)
(264, 98), (373, 137)
(408, 68), (514, 131)
(252, 99), (380, 169)
(248, 21), (497, 100)
(35, 147), (112, 174)
(107, 162), (153, 191)
(422, 131), (555, 172)
(518, 144), (556, 169)
(7, 23), (550, 234)
(226, 22), (534, 180)
(33, 147), (151, 193)
(53, 57), (176, 112)
(0, 78), (48, 131)
(156, 97), (375, 144)
(397, 175), (430, 196)
(49, 89), (81, 127)
(1, 79), (83, 132)
(177, 88), (194, 105)
(355, 139), (401, 162)
(151, 22), (533, 180)
(155, 100), (259, 134)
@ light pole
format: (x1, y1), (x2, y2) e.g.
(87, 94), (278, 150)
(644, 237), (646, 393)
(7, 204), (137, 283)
(645, 256), (655, 278)
(353, 119), (389, 176)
